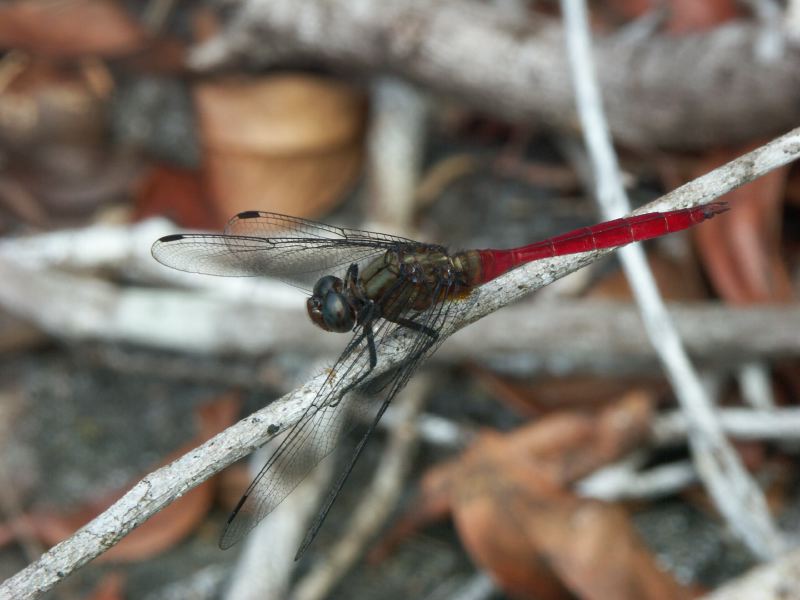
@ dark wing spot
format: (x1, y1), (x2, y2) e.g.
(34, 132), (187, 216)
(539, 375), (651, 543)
(237, 211), (261, 219)
(158, 234), (185, 243)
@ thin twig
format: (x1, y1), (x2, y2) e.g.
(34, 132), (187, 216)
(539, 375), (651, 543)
(578, 458), (697, 501)
(652, 408), (800, 445)
(701, 548), (800, 599)
(737, 362), (777, 410)
(222, 447), (334, 600)
(561, 0), (784, 559)
(3, 126), (800, 597)
(366, 77), (428, 232)
(739, 0), (785, 61)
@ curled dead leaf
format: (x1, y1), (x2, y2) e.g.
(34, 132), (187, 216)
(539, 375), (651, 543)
(194, 74), (366, 218)
(134, 164), (220, 230)
(520, 500), (692, 600)
(0, 392), (241, 562)
(692, 147), (791, 304)
(0, 0), (147, 58)
(472, 363), (667, 418)
(604, 0), (740, 32)
(0, 56), (139, 218)
(375, 393), (688, 599)
(86, 572), (126, 600)
(0, 58), (109, 152)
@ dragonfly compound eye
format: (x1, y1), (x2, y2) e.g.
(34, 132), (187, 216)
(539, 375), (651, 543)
(313, 275), (344, 298)
(306, 290), (356, 333)
(321, 292), (356, 332)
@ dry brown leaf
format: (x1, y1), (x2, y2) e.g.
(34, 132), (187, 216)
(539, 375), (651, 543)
(0, 0), (147, 58)
(663, 0), (740, 33)
(604, 0), (740, 32)
(86, 572), (126, 600)
(473, 364), (667, 417)
(374, 393), (687, 599)
(194, 74), (366, 218)
(0, 392), (241, 562)
(134, 164), (220, 230)
(545, 377), (664, 411)
(0, 58), (109, 151)
(519, 500), (691, 600)
(0, 57), (139, 219)
(692, 147), (791, 304)
(452, 479), (571, 600)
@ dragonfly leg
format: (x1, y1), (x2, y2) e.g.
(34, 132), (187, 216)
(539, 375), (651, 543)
(364, 320), (379, 369)
(392, 316), (439, 342)
(345, 262), (359, 280)
(328, 315), (379, 409)
(344, 262), (368, 298)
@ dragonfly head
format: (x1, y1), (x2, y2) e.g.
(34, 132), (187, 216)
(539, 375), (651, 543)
(307, 275), (356, 333)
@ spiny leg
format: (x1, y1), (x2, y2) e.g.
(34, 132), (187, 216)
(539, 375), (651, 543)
(329, 317), (378, 408)
(393, 316), (439, 342)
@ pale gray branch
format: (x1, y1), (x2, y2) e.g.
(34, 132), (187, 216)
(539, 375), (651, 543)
(191, 0), (800, 150)
(222, 448), (333, 600)
(366, 77), (428, 230)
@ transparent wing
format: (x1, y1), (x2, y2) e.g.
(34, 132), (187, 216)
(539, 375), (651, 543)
(223, 211), (416, 245)
(294, 273), (474, 558)
(151, 211), (420, 291)
(218, 273), (473, 552)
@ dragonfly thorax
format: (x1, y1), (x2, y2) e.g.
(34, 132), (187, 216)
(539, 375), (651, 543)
(307, 274), (358, 333)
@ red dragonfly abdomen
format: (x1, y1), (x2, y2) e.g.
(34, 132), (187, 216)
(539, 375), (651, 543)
(463, 202), (729, 286)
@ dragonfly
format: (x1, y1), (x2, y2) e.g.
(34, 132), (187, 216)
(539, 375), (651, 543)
(151, 201), (728, 558)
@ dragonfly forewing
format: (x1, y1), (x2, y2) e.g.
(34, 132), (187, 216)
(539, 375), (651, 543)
(152, 217), (408, 290)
